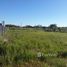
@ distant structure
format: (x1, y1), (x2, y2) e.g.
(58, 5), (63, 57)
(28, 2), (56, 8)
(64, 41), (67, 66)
(0, 21), (5, 36)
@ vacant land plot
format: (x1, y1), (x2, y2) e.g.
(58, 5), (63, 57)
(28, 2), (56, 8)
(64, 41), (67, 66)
(0, 28), (67, 67)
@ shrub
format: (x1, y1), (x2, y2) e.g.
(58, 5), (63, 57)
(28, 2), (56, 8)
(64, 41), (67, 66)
(57, 51), (67, 58)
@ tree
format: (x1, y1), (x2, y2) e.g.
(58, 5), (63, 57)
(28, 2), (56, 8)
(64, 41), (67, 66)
(49, 24), (58, 32)
(24, 25), (33, 28)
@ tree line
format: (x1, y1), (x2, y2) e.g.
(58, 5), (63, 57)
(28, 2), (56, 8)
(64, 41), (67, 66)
(5, 24), (67, 32)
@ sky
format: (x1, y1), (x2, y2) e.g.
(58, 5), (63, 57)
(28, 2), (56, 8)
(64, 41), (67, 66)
(0, 0), (67, 27)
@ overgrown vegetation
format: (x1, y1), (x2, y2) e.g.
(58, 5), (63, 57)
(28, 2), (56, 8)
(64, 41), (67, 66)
(0, 27), (67, 67)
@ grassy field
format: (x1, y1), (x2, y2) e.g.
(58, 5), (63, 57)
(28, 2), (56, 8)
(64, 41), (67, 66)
(0, 28), (67, 67)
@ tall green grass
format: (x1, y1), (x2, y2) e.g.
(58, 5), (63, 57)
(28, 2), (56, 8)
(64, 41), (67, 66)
(0, 28), (67, 67)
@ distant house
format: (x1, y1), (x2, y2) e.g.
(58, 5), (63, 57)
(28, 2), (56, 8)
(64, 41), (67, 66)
(0, 23), (3, 35)
(0, 21), (5, 35)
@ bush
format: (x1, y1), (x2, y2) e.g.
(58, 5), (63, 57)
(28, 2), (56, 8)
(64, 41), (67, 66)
(57, 51), (67, 58)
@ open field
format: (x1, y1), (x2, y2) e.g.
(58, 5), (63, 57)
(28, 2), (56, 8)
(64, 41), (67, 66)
(0, 28), (67, 67)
